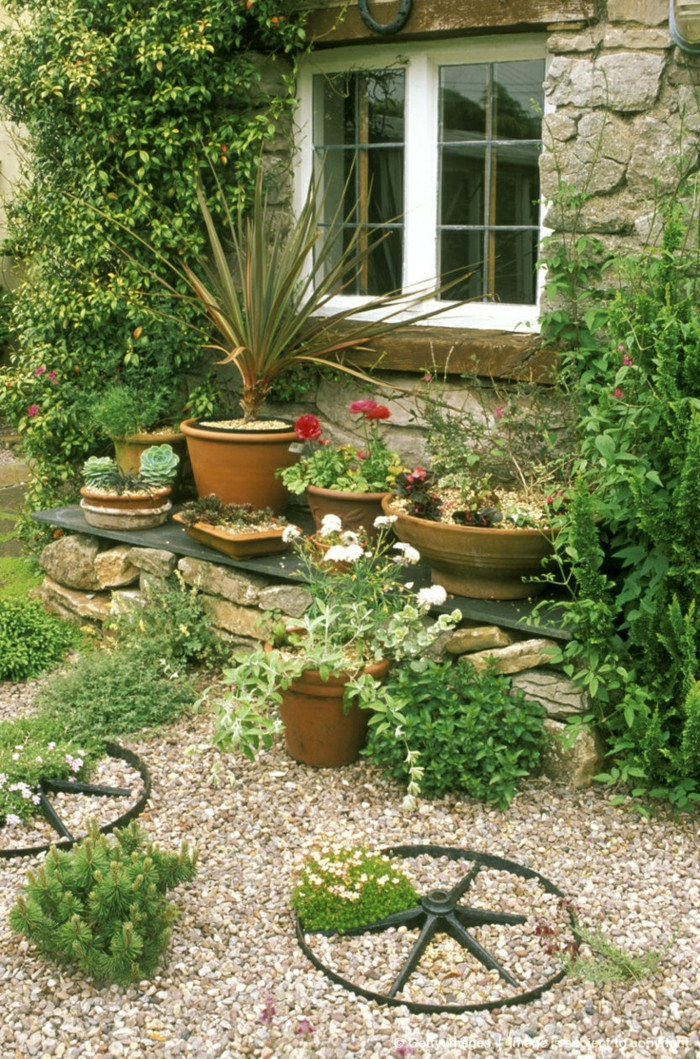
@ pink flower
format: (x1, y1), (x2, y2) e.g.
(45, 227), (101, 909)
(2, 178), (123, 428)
(47, 370), (59, 383)
(407, 467), (427, 483)
(294, 414), (323, 441)
(349, 399), (378, 414)
(623, 354), (634, 366)
(357, 450), (367, 460)
(34, 365), (46, 376)
(613, 388), (624, 399)
(494, 404), (506, 420)
(296, 1018), (313, 1038)
(363, 404), (390, 420)
(423, 373), (432, 382)
(27, 404), (39, 417)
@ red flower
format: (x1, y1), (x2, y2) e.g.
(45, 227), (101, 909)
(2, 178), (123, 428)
(294, 414), (323, 441)
(349, 399), (378, 414)
(363, 404), (390, 420)
(27, 404), (39, 417)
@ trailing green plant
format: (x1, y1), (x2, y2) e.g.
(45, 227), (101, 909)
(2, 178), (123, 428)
(0, 711), (102, 826)
(291, 846), (419, 934)
(0, 0), (310, 529)
(363, 658), (547, 809)
(34, 646), (196, 743)
(535, 907), (666, 984)
(540, 166), (700, 809)
(9, 819), (198, 986)
(105, 573), (228, 672)
(0, 597), (80, 682)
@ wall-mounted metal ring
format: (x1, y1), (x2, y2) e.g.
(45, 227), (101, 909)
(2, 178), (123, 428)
(358, 0), (412, 36)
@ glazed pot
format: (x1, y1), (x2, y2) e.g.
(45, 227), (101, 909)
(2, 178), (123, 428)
(279, 657), (391, 767)
(382, 497), (556, 601)
(79, 486), (172, 530)
(306, 484), (390, 537)
(180, 417), (298, 514)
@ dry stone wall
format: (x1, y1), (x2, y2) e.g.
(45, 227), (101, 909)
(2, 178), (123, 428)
(33, 532), (604, 788)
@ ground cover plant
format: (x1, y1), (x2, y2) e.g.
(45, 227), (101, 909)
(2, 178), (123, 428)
(364, 658), (547, 809)
(0, 596), (80, 681)
(9, 819), (198, 985)
(0, 0), (309, 537)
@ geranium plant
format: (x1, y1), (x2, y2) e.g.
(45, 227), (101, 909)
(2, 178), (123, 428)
(209, 514), (461, 795)
(279, 401), (405, 494)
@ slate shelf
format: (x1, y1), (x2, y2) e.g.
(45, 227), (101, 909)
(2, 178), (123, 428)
(32, 506), (570, 641)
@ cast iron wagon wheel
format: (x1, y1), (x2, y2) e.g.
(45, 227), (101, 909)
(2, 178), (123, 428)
(1, 742), (151, 860)
(295, 844), (577, 1014)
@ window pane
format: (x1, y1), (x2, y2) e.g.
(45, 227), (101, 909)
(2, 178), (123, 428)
(439, 230), (486, 301)
(494, 144), (541, 227)
(491, 229), (539, 304)
(313, 70), (405, 295)
(493, 61), (543, 140)
(440, 145), (485, 227)
(438, 59), (543, 305)
(440, 65), (488, 141)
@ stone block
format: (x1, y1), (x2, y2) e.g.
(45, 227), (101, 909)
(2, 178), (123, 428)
(39, 534), (101, 591)
(258, 584), (312, 618)
(467, 639), (559, 676)
(126, 547), (178, 577)
(34, 577), (112, 623)
(94, 546), (140, 589)
(204, 598), (272, 641)
(547, 53), (665, 113)
(511, 669), (588, 720)
(445, 626), (514, 655)
(607, 0), (667, 25)
(177, 556), (266, 605)
(540, 719), (606, 789)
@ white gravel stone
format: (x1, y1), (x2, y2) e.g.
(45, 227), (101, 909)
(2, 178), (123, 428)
(0, 676), (699, 1058)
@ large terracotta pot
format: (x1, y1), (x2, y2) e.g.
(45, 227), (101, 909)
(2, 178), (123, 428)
(382, 497), (556, 601)
(279, 657), (391, 767)
(306, 484), (390, 537)
(180, 417), (298, 514)
(79, 486), (172, 529)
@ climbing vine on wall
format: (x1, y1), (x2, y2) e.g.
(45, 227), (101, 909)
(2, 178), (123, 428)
(0, 0), (309, 534)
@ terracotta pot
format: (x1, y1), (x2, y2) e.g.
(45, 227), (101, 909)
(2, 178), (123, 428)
(306, 484), (390, 537)
(112, 430), (186, 476)
(180, 417), (298, 514)
(172, 510), (296, 559)
(79, 486), (172, 529)
(382, 496), (556, 601)
(279, 657), (391, 767)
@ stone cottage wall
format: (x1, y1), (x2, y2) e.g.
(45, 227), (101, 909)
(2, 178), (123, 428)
(34, 531), (604, 788)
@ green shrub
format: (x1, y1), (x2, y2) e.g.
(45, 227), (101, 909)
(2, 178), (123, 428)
(106, 574), (228, 671)
(0, 712), (102, 824)
(291, 847), (419, 934)
(9, 819), (198, 985)
(35, 647), (195, 742)
(0, 598), (79, 682)
(364, 659), (547, 809)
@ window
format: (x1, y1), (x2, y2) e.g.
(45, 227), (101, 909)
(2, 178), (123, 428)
(296, 36), (547, 332)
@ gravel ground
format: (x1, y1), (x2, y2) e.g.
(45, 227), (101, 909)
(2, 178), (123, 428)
(0, 675), (698, 1059)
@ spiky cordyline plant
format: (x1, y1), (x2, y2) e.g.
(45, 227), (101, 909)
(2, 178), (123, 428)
(107, 164), (471, 422)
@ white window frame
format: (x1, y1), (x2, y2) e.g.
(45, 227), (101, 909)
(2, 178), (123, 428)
(295, 34), (549, 333)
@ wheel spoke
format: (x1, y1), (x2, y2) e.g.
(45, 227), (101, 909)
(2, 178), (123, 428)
(388, 914), (439, 997)
(444, 912), (520, 987)
(37, 791), (74, 841)
(40, 778), (132, 798)
(454, 906), (527, 928)
(316, 905), (425, 938)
